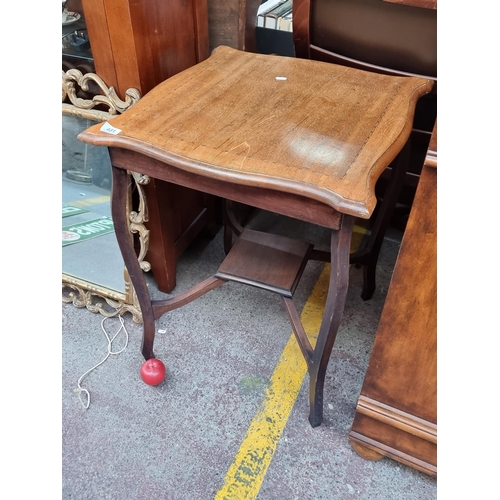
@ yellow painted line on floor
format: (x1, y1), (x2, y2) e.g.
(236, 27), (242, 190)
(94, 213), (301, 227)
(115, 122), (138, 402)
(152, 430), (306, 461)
(215, 223), (367, 500)
(69, 195), (110, 208)
(215, 266), (329, 500)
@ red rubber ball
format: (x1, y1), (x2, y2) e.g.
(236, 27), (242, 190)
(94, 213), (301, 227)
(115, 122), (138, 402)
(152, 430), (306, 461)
(140, 358), (166, 386)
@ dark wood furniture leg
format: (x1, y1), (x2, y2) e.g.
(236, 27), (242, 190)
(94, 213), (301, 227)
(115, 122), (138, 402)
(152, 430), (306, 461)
(111, 166), (157, 359)
(349, 141), (410, 300)
(223, 200), (253, 255)
(282, 215), (354, 427)
(309, 215), (354, 426)
(219, 215), (356, 428)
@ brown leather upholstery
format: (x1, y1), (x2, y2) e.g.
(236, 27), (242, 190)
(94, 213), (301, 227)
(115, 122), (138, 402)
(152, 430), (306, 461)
(311, 0), (436, 78)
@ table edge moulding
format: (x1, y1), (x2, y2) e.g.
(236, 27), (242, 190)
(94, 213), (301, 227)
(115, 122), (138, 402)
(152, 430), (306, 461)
(78, 46), (433, 427)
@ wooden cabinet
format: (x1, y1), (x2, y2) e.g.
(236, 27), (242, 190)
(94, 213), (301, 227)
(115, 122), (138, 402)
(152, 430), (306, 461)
(80, 0), (218, 292)
(348, 124), (437, 477)
(82, 0), (209, 98)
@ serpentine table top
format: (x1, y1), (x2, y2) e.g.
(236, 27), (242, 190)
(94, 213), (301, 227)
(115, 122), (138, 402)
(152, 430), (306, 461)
(79, 46), (432, 220)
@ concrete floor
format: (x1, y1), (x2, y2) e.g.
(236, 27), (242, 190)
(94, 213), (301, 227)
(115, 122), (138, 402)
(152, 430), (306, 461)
(62, 209), (437, 499)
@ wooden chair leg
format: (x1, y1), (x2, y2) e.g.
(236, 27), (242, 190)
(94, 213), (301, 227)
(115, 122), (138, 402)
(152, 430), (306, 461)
(223, 200), (246, 255)
(350, 140), (411, 300)
(111, 166), (156, 359)
(309, 215), (354, 427)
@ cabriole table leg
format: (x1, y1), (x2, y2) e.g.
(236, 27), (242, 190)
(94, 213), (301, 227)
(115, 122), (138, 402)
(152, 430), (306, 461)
(111, 165), (156, 359)
(308, 215), (354, 427)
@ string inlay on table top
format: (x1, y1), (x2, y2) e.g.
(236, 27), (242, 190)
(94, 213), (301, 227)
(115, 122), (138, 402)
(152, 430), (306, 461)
(79, 46), (433, 219)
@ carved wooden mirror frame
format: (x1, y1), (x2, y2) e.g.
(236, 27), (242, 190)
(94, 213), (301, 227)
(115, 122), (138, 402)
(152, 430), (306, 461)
(62, 70), (147, 322)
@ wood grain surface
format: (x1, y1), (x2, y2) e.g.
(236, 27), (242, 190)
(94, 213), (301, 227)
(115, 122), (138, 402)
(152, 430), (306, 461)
(79, 46), (432, 218)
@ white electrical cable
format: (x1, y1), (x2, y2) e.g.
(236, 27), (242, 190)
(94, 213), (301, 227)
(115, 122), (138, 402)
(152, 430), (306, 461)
(74, 315), (129, 409)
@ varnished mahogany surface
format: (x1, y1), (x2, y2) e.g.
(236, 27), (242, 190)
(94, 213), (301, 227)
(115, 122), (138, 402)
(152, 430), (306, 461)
(79, 46), (432, 220)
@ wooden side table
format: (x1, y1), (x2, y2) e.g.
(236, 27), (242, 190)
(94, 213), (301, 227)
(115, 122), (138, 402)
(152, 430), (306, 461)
(348, 123), (437, 475)
(78, 46), (432, 427)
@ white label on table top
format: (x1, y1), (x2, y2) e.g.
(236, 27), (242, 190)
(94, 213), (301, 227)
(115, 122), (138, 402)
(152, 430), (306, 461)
(100, 122), (122, 135)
